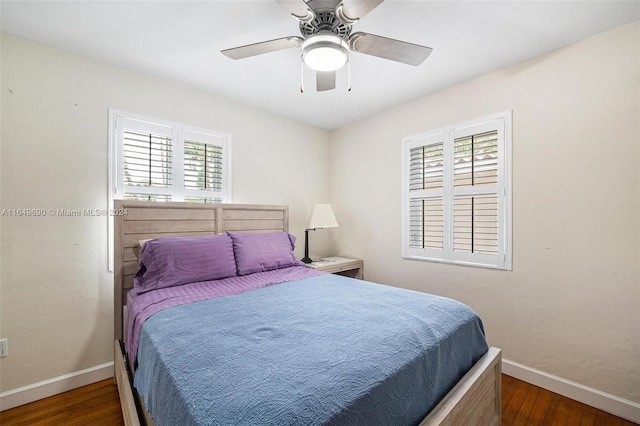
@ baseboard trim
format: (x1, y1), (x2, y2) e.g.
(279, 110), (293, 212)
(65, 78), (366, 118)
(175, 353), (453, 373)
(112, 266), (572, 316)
(0, 362), (114, 411)
(503, 358), (640, 424)
(2, 359), (638, 423)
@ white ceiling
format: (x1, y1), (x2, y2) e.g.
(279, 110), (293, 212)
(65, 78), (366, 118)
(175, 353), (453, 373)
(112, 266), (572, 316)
(1, 1), (638, 129)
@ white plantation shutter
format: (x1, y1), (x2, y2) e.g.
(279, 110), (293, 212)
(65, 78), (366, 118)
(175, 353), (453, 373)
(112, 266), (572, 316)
(184, 142), (222, 192)
(453, 194), (498, 255)
(118, 118), (175, 201)
(123, 130), (173, 189)
(409, 198), (444, 250)
(409, 143), (444, 190)
(452, 130), (499, 258)
(183, 130), (227, 203)
(404, 132), (448, 259)
(402, 112), (511, 270)
(408, 138), (445, 252)
(111, 111), (231, 204)
(453, 131), (498, 188)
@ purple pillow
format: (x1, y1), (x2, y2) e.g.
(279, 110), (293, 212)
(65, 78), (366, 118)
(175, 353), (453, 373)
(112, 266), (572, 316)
(134, 234), (237, 294)
(228, 232), (303, 275)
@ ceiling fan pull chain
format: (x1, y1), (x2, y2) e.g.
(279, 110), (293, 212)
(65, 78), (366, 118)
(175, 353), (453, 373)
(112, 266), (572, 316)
(348, 61), (352, 92)
(300, 61), (305, 93)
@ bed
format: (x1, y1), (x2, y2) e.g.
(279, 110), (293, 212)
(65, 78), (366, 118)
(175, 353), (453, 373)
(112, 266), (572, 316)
(113, 200), (502, 426)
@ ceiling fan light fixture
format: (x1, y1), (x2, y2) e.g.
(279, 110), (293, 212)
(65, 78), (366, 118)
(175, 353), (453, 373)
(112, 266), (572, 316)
(301, 34), (349, 72)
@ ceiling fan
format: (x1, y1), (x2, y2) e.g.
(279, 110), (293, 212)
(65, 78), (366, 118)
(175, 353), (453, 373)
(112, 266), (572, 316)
(221, 0), (433, 92)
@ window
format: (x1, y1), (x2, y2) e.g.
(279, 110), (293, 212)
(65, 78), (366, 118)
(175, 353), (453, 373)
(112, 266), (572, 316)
(110, 110), (231, 203)
(402, 111), (511, 270)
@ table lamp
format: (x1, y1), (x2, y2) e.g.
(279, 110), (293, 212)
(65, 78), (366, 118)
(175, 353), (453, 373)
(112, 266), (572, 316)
(301, 204), (338, 264)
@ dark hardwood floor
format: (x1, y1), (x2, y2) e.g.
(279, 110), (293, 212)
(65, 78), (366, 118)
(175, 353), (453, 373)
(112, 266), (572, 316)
(501, 375), (636, 426)
(1, 375), (636, 425)
(0, 379), (124, 426)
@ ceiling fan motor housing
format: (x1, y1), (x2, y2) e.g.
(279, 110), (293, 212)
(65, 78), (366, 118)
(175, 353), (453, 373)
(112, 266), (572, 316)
(299, 3), (353, 72)
(299, 9), (352, 40)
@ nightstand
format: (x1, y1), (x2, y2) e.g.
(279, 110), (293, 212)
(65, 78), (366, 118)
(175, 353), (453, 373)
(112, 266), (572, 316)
(305, 256), (363, 279)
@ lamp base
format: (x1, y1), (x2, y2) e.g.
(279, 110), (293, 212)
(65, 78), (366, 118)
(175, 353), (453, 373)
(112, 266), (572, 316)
(302, 228), (313, 264)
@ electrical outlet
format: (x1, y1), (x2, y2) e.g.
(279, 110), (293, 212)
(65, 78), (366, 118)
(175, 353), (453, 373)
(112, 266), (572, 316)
(0, 339), (8, 357)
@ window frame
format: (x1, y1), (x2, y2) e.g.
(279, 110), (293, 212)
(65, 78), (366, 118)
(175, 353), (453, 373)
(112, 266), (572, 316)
(110, 110), (232, 203)
(401, 111), (512, 270)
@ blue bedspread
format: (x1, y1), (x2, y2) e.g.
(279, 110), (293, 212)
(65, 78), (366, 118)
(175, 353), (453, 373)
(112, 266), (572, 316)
(134, 274), (488, 426)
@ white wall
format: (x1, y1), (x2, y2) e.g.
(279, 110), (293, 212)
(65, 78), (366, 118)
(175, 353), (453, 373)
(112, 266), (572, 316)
(330, 21), (639, 405)
(0, 32), (331, 393)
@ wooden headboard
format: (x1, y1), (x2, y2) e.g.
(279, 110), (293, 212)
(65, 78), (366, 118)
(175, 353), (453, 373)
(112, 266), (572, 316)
(113, 200), (289, 341)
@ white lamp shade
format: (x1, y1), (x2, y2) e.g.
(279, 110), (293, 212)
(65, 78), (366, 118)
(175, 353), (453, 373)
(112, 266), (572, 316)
(308, 204), (339, 229)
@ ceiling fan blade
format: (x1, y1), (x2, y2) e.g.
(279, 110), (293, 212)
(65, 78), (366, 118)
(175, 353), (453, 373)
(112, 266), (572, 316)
(316, 71), (336, 91)
(275, 0), (315, 22)
(349, 32), (432, 66)
(222, 36), (303, 60)
(336, 0), (384, 23)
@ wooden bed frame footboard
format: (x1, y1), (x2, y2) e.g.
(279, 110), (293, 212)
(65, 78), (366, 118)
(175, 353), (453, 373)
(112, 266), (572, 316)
(113, 200), (502, 425)
(421, 347), (502, 426)
(114, 343), (502, 426)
